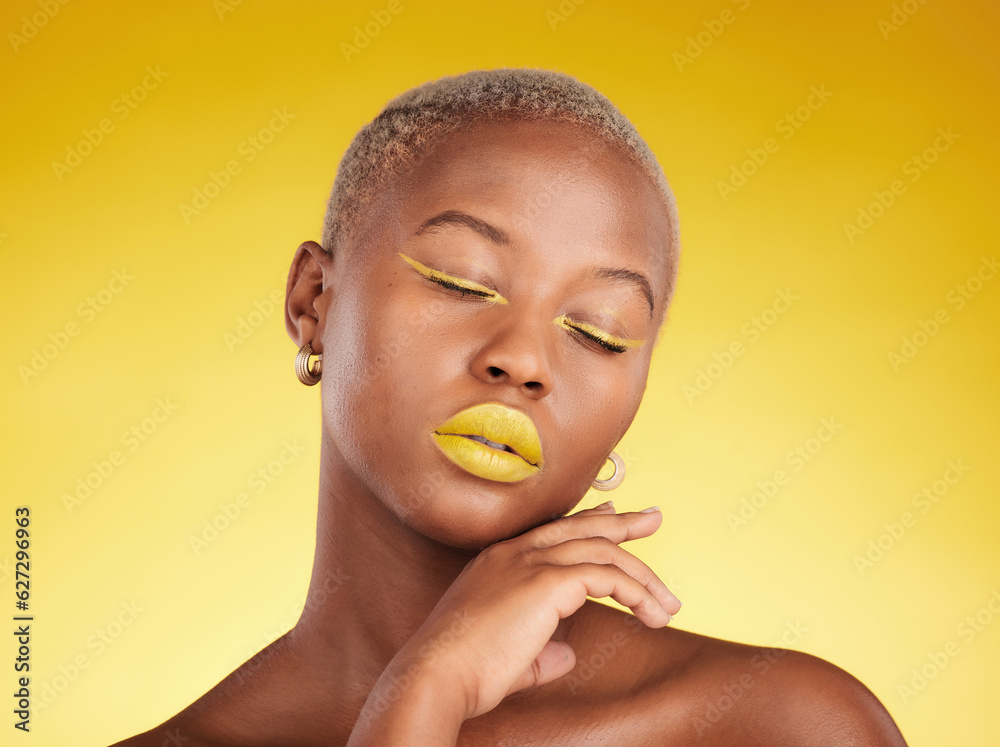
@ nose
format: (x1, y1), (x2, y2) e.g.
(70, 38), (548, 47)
(469, 317), (554, 398)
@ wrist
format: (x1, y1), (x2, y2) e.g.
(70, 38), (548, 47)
(348, 657), (469, 746)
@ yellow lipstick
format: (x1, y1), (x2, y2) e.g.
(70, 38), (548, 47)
(432, 403), (543, 483)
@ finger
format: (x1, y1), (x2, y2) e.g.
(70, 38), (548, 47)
(568, 500), (617, 516)
(507, 639), (577, 697)
(541, 536), (682, 615)
(551, 561), (673, 629)
(526, 508), (662, 550)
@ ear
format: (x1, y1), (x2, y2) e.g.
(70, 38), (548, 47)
(285, 240), (334, 355)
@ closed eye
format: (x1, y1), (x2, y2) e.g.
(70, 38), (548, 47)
(398, 252), (508, 304)
(552, 315), (644, 354)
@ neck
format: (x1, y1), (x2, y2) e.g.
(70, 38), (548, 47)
(288, 427), (480, 698)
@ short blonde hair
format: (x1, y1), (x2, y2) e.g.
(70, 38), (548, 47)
(322, 67), (680, 303)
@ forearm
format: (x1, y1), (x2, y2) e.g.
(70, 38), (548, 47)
(346, 665), (467, 747)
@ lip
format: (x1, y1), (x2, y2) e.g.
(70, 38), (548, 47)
(432, 403), (543, 483)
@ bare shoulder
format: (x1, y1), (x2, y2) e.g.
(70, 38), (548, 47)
(512, 601), (908, 746)
(633, 616), (909, 746)
(106, 692), (245, 747)
(108, 720), (207, 747)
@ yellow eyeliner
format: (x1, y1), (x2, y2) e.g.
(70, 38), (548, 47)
(397, 252), (508, 304)
(552, 314), (645, 350)
(397, 252), (640, 350)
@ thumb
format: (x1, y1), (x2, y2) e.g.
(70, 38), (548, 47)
(507, 640), (577, 696)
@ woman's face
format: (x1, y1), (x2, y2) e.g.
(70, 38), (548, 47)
(309, 117), (674, 551)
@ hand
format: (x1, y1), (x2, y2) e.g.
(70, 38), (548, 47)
(386, 502), (681, 723)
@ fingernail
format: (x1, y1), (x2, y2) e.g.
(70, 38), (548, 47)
(639, 505), (661, 514)
(594, 500), (614, 510)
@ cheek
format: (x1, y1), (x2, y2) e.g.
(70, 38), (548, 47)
(320, 287), (393, 416)
(318, 288), (442, 495)
(553, 360), (646, 462)
(572, 352), (645, 411)
(321, 282), (453, 429)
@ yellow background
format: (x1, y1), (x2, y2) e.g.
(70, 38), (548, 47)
(2, 1), (998, 744)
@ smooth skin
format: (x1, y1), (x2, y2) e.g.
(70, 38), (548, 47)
(112, 119), (908, 746)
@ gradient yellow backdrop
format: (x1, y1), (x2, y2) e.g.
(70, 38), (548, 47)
(2, 1), (997, 744)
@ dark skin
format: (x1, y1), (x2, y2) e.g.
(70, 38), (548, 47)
(112, 119), (908, 746)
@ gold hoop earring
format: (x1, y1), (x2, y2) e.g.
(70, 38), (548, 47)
(591, 451), (625, 491)
(295, 343), (322, 386)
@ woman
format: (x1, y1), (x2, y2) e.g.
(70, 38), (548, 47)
(114, 68), (907, 745)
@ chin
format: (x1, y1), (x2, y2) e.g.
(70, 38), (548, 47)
(389, 479), (565, 552)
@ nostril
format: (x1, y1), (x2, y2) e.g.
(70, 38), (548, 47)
(477, 363), (548, 394)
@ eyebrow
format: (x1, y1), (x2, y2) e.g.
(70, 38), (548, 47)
(413, 209), (655, 318)
(414, 210), (510, 245)
(590, 267), (655, 319)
